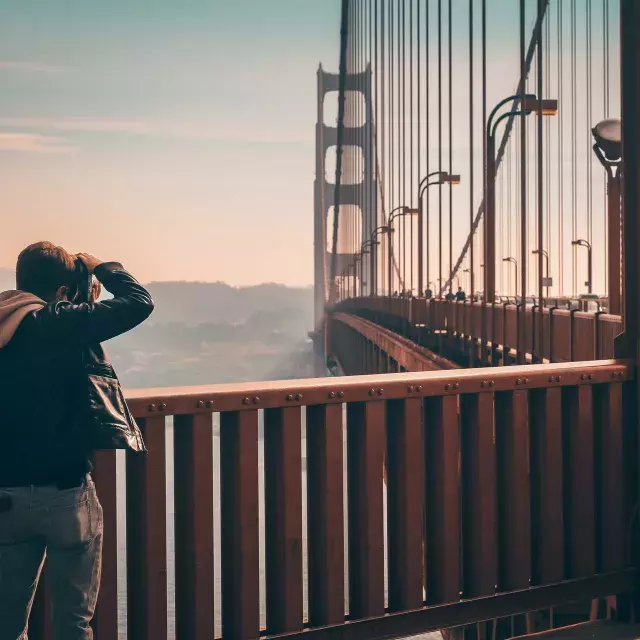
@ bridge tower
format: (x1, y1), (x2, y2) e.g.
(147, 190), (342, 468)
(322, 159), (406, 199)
(314, 63), (377, 329)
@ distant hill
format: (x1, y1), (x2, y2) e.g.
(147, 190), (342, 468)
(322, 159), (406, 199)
(0, 271), (315, 387)
(144, 281), (313, 326)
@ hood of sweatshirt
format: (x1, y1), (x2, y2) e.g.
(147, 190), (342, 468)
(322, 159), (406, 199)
(0, 290), (46, 348)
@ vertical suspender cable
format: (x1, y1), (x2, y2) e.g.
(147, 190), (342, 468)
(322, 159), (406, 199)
(519, 0), (527, 362)
(398, 2), (407, 290)
(469, 0), (475, 303)
(537, 0), (544, 359)
(330, 0), (350, 303)
(571, 0), (577, 296)
(603, 0), (609, 289)
(558, 0), (563, 295)
(426, 0), (430, 292)
(410, 0), (414, 294)
(438, 0), (443, 294)
(417, 0), (421, 294)
(390, 0), (394, 293)
(448, 0), (453, 293)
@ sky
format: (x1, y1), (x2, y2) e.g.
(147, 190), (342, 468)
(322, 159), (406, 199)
(0, 1), (340, 286)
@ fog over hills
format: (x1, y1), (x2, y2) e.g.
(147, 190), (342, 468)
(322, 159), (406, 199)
(0, 267), (315, 387)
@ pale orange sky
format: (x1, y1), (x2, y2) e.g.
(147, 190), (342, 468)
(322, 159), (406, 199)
(0, 1), (340, 286)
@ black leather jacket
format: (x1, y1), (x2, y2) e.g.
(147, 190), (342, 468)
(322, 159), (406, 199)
(0, 262), (154, 486)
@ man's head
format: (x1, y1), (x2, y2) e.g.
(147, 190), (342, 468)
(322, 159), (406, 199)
(16, 241), (78, 302)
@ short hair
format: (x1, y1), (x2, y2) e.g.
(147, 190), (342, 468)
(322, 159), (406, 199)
(16, 241), (77, 300)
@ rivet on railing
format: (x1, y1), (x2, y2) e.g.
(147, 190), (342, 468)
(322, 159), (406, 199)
(408, 385), (415, 393)
(377, 388), (384, 396)
(148, 403), (157, 412)
(369, 389), (375, 396)
(515, 379), (521, 385)
(548, 376), (554, 383)
(159, 403), (167, 411)
(581, 374), (587, 380)
(445, 384), (451, 391)
(489, 381), (495, 387)
(252, 397), (260, 405)
(338, 391), (345, 398)
(417, 385), (423, 392)
(242, 397), (250, 405)
(328, 391), (336, 399)
(286, 394), (294, 402)
(557, 376), (562, 382)
(524, 379), (529, 385)
(454, 383), (460, 390)
(196, 400), (204, 409)
(295, 393), (303, 401)
(206, 400), (214, 408)
(481, 381), (486, 388)
(588, 374), (594, 380)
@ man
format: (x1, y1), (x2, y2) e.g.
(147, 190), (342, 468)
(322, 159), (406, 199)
(455, 286), (466, 302)
(0, 241), (154, 639)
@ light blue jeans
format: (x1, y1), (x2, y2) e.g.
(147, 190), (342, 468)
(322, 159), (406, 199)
(0, 477), (103, 639)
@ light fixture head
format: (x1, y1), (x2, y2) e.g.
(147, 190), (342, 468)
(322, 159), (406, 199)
(592, 117), (622, 162)
(446, 174), (461, 184)
(519, 93), (540, 114)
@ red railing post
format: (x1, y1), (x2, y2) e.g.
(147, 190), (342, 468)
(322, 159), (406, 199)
(126, 417), (168, 640)
(220, 410), (260, 640)
(173, 413), (215, 640)
(264, 407), (304, 633)
(306, 403), (345, 626)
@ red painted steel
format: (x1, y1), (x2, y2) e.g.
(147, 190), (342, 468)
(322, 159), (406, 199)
(347, 400), (386, 619)
(564, 387), (597, 578)
(92, 450), (119, 639)
(530, 388), (565, 584)
(265, 407), (304, 633)
(126, 416), (168, 640)
(387, 398), (425, 611)
(425, 395), (461, 604)
(594, 384), (627, 572)
(496, 391), (531, 590)
(220, 410), (260, 640)
(461, 392), (498, 598)
(173, 413), (215, 640)
(306, 403), (346, 626)
(335, 299), (623, 365)
(26, 359), (634, 640)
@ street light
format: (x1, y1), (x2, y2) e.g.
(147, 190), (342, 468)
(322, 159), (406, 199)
(592, 117), (622, 314)
(502, 257), (519, 299)
(387, 206), (419, 296)
(417, 171), (461, 295)
(572, 239), (593, 295)
(369, 225), (390, 296)
(531, 248), (551, 299)
(485, 95), (558, 303)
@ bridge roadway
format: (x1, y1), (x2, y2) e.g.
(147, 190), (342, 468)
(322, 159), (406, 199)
(330, 298), (622, 374)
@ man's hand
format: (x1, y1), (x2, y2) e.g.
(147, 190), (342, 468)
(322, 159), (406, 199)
(76, 253), (103, 274)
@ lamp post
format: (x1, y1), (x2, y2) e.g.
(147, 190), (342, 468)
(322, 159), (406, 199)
(486, 95), (558, 303)
(387, 206), (419, 297)
(572, 239), (593, 295)
(369, 225), (390, 296)
(592, 117), (623, 314)
(531, 248), (550, 299)
(502, 257), (519, 299)
(417, 171), (461, 296)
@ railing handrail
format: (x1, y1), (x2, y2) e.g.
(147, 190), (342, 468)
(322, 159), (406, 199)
(123, 358), (634, 417)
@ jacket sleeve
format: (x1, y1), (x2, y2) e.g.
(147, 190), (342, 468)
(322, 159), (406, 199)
(27, 262), (155, 347)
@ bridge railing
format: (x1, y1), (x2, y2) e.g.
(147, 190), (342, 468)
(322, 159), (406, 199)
(337, 298), (623, 363)
(27, 360), (637, 640)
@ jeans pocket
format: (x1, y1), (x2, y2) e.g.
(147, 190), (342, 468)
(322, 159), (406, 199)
(47, 487), (103, 550)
